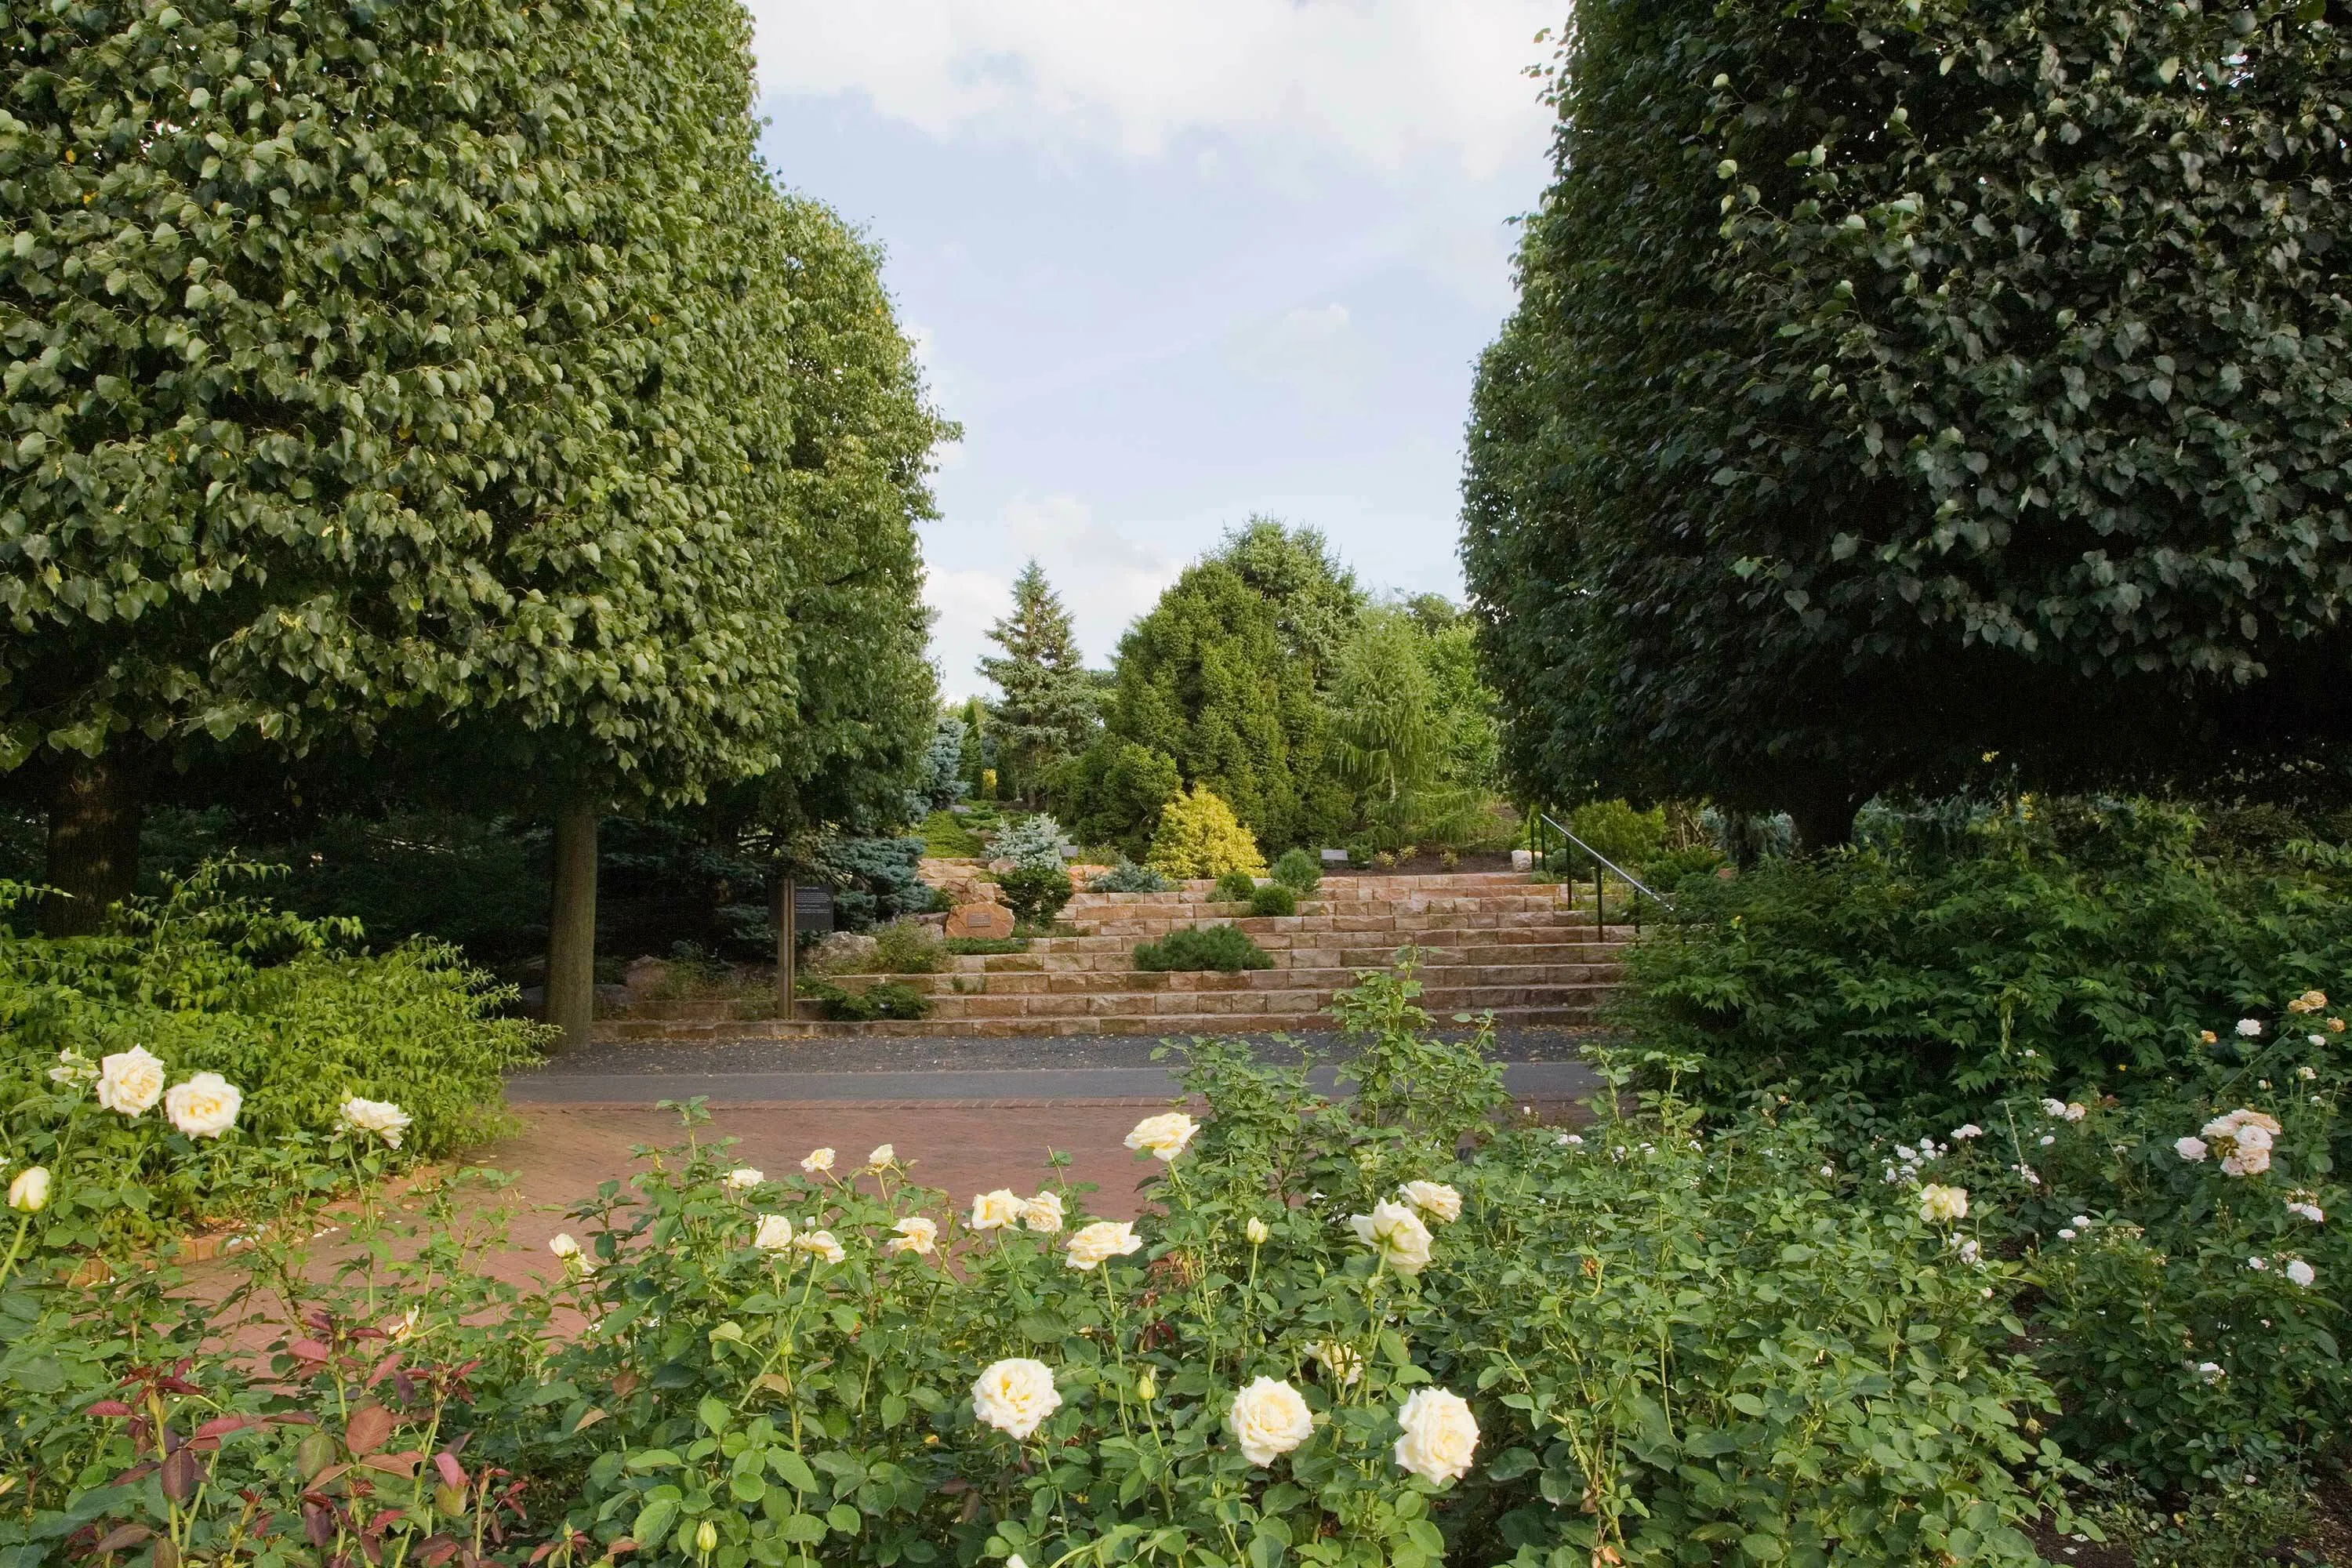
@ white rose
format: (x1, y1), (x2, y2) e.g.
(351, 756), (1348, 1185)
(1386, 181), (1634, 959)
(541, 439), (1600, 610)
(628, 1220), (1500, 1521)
(48, 1049), (96, 1091)
(1308, 1340), (1363, 1387)
(96, 1046), (166, 1116)
(164, 1073), (241, 1139)
(971, 1357), (1061, 1439)
(2287, 1259), (2318, 1288)
(866, 1144), (895, 1169)
(1397, 1181), (1462, 1225)
(753, 1214), (795, 1251)
(2237, 1018), (2263, 1038)
(2040, 1098), (2067, 1119)
(1951, 1124), (1983, 1141)
(886, 1216), (938, 1255)
(1022, 1191), (1065, 1233)
(336, 1095), (412, 1149)
(1246, 1216), (1270, 1245)
(800, 1147), (836, 1174)
(2176, 1136), (2210, 1163)
(971, 1189), (1025, 1230)
(1226, 1377), (1313, 1467)
(547, 1232), (580, 1258)
(1124, 1112), (1197, 1161)
(1917, 1185), (1968, 1225)
(8, 1165), (52, 1214)
(1393, 1387), (1479, 1486)
(1347, 1200), (1433, 1275)
(724, 1167), (765, 1192)
(1065, 1220), (1142, 1271)
(793, 1229), (845, 1265)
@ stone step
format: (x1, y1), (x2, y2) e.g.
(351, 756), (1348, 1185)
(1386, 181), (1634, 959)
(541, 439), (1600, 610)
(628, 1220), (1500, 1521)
(957, 940), (1628, 975)
(1010, 922), (1639, 955)
(597, 1001), (1602, 1044)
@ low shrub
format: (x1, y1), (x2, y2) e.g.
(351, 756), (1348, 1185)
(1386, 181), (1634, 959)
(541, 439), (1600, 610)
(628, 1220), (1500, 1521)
(1566, 797), (1668, 869)
(1134, 923), (1272, 972)
(1086, 860), (1171, 894)
(995, 863), (1074, 927)
(1212, 867), (1258, 902)
(1247, 883), (1298, 917)
(802, 978), (934, 1022)
(868, 920), (946, 975)
(1145, 785), (1267, 880)
(1271, 846), (1323, 895)
(812, 835), (933, 931)
(1619, 804), (2352, 1121)
(0, 972), (2073, 1568)
(918, 809), (985, 858)
(0, 867), (543, 1258)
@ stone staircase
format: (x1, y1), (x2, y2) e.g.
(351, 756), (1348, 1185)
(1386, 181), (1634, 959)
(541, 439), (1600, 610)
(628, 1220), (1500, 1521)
(595, 871), (1631, 1042)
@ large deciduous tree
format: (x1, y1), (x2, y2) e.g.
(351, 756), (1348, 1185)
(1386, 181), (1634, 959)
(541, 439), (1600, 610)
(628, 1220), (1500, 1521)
(1463, 0), (2352, 845)
(0, 0), (805, 976)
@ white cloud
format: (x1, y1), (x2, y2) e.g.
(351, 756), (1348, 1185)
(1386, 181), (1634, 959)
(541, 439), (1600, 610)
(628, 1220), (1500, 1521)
(1229, 301), (1374, 392)
(744, 0), (1563, 178)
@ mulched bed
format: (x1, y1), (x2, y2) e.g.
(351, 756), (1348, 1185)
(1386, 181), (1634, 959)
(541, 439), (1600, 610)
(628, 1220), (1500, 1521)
(1323, 851), (1522, 877)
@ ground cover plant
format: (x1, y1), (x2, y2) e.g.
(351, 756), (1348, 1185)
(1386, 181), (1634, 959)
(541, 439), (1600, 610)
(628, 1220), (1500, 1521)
(0, 868), (543, 1260)
(1089, 862), (1173, 895)
(0, 967), (2076, 1568)
(1133, 924), (1274, 974)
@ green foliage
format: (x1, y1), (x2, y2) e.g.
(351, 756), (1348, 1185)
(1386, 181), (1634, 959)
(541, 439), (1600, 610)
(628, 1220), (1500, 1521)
(1212, 869), (1259, 903)
(1133, 923), (1272, 973)
(1, 0), (812, 804)
(1462, 0), (2352, 833)
(994, 864), (1073, 929)
(0, 868), (542, 1256)
(864, 921), (946, 976)
(1247, 883), (1298, 917)
(801, 978), (932, 1022)
(918, 717), (971, 814)
(942, 935), (1029, 956)
(813, 837), (931, 932)
(1566, 800), (1668, 871)
(918, 809), (985, 859)
(986, 813), (1073, 871)
(1145, 785), (1267, 880)
(1620, 804), (2352, 1120)
(1271, 846), (1323, 895)
(979, 562), (1097, 803)
(1050, 739), (1181, 862)
(1085, 861), (1171, 895)
(0, 979), (2070, 1568)
(1098, 524), (1356, 851)
(1330, 606), (1494, 851)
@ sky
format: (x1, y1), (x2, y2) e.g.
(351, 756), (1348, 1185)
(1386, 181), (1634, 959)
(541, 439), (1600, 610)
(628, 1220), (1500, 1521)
(742, 2), (1566, 699)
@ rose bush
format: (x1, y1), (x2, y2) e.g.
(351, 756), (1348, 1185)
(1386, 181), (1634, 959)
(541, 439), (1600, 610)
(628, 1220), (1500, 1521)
(0, 966), (2068, 1568)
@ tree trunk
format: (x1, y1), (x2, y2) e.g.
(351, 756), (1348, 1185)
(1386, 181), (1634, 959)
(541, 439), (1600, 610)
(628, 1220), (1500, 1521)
(545, 798), (600, 1050)
(1788, 786), (1862, 855)
(771, 870), (796, 1021)
(42, 752), (145, 937)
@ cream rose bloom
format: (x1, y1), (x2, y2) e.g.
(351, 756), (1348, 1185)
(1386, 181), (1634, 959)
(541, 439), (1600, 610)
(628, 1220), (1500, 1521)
(547, 1232), (592, 1273)
(96, 1046), (166, 1117)
(1022, 1190), (1065, 1232)
(723, 1167), (765, 1192)
(1308, 1340), (1363, 1387)
(793, 1229), (845, 1265)
(1918, 1185), (1969, 1224)
(1226, 1377), (1314, 1466)
(1065, 1220), (1142, 1271)
(971, 1357), (1061, 1439)
(753, 1214), (795, 1250)
(1394, 1387), (1479, 1485)
(1124, 1112), (1197, 1161)
(8, 1165), (52, 1213)
(1348, 1200), (1433, 1275)
(800, 1147), (836, 1174)
(336, 1095), (412, 1149)
(886, 1216), (938, 1255)
(971, 1189), (1025, 1230)
(1245, 1216), (1270, 1245)
(866, 1144), (895, 1169)
(1397, 1181), (1462, 1224)
(165, 1073), (241, 1138)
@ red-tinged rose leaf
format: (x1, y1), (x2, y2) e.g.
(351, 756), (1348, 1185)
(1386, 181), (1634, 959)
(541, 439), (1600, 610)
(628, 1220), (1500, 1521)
(85, 1401), (133, 1418)
(433, 1452), (466, 1490)
(414, 1535), (459, 1566)
(365, 1352), (402, 1389)
(93, 1524), (153, 1552)
(194, 1415), (250, 1440)
(359, 1452), (420, 1478)
(114, 1463), (158, 1485)
(302, 1501), (336, 1549)
(343, 1404), (393, 1456)
(289, 1339), (333, 1363)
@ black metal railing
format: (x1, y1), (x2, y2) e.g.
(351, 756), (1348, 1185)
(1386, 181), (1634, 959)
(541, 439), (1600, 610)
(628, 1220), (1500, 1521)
(1528, 811), (1670, 937)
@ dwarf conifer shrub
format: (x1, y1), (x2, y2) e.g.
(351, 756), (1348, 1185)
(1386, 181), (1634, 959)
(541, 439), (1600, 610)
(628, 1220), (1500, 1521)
(1213, 869), (1259, 903)
(1146, 786), (1268, 880)
(1134, 924), (1272, 973)
(1247, 884), (1298, 917)
(1271, 847), (1323, 895)
(1086, 861), (1171, 894)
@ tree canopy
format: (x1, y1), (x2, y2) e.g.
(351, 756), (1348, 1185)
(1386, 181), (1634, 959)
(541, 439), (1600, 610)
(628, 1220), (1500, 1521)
(1463, 0), (2352, 843)
(978, 560), (1094, 803)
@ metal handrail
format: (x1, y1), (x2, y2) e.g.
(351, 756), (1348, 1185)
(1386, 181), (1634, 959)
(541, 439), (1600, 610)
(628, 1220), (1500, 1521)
(1532, 811), (1672, 927)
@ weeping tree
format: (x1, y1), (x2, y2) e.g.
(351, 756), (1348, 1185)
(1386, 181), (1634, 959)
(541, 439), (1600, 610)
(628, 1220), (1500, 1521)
(1463, 0), (2352, 844)
(1329, 607), (1489, 850)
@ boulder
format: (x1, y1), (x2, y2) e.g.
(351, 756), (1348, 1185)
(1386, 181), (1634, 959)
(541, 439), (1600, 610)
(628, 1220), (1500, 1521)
(808, 931), (880, 974)
(623, 956), (670, 996)
(946, 901), (1016, 940)
(1510, 848), (1534, 873)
